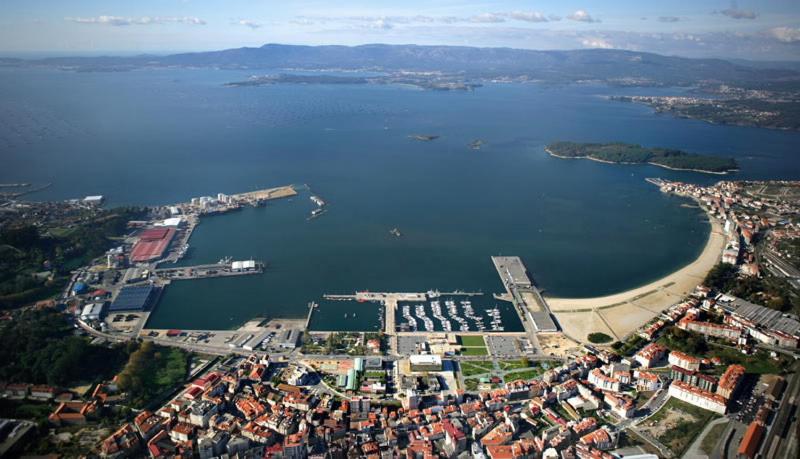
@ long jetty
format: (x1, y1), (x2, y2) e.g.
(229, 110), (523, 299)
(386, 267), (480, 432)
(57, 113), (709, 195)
(491, 256), (558, 332)
(232, 185), (297, 206)
(155, 261), (264, 280)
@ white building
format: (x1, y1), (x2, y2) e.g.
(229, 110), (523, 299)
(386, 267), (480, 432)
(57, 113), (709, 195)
(588, 368), (621, 393)
(409, 354), (443, 372)
(668, 351), (701, 372)
(83, 195), (104, 206)
(156, 217), (183, 227)
(80, 303), (104, 321)
(231, 260), (257, 272)
(668, 380), (727, 415)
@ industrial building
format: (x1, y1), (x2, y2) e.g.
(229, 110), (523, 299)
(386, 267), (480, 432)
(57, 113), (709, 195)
(154, 217), (183, 227)
(231, 260), (257, 272)
(279, 329), (300, 349)
(242, 332), (270, 351)
(80, 303), (105, 321)
(719, 295), (800, 348)
(130, 227), (176, 263)
(109, 284), (157, 312)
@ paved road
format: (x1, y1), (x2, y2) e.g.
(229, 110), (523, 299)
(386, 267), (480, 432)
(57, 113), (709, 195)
(631, 386), (671, 426)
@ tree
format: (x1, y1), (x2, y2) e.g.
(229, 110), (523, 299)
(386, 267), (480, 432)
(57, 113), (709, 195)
(0, 225), (41, 249)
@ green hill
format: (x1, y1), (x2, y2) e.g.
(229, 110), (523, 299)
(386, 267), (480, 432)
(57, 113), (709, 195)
(546, 141), (737, 174)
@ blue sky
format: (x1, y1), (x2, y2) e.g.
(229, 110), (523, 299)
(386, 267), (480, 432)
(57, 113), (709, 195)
(1, 0), (798, 60)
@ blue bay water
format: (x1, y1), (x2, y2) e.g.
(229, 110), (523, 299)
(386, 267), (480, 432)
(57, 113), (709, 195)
(1, 68), (798, 330)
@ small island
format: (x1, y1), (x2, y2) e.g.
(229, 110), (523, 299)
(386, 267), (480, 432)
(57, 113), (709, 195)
(469, 139), (485, 150)
(545, 141), (737, 174)
(409, 134), (440, 142)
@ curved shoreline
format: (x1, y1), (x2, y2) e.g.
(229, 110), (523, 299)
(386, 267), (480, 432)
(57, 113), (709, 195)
(544, 147), (734, 175)
(546, 214), (725, 342)
(546, 217), (724, 310)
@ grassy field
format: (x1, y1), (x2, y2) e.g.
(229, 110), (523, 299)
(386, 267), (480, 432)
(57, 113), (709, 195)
(504, 367), (546, 381)
(460, 361), (494, 377)
(708, 347), (784, 374)
(458, 335), (489, 356)
(461, 347), (489, 356)
(459, 336), (487, 347)
(699, 421), (728, 454)
(499, 359), (532, 371)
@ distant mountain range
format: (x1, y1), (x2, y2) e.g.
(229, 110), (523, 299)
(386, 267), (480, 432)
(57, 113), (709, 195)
(2, 43), (799, 88)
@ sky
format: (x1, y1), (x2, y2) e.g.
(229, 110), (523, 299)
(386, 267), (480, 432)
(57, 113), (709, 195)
(1, 0), (799, 60)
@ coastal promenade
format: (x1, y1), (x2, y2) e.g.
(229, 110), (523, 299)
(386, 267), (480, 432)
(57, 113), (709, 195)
(546, 217), (725, 342)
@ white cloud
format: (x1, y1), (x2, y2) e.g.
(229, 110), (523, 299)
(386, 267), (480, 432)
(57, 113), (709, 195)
(769, 26), (800, 43)
(581, 37), (613, 48)
(296, 11), (562, 28)
(290, 18), (314, 26)
(469, 13), (506, 24)
(234, 19), (262, 29)
(507, 11), (549, 23)
(67, 15), (206, 26)
(567, 10), (600, 23)
(659, 16), (681, 23)
(369, 19), (393, 30)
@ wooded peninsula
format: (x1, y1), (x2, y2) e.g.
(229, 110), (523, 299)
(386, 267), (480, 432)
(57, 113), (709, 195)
(546, 141), (738, 174)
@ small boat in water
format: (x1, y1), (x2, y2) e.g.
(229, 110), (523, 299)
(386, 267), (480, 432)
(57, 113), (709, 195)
(390, 228), (402, 237)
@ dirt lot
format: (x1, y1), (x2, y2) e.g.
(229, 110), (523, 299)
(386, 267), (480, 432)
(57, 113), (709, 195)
(536, 332), (581, 358)
(639, 405), (697, 439)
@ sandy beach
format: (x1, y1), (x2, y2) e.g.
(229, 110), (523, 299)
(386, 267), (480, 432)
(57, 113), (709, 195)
(547, 217), (726, 341)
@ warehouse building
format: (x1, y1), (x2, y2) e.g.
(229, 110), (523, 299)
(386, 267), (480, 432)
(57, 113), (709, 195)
(109, 284), (157, 312)
(130, 227), (175, 263)
(719, 295), (800, 348)
(80, 303), (105, 321)
(279, 329), (300, 350)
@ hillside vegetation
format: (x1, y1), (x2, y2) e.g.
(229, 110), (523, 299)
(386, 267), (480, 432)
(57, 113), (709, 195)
(546, 141), (737, 173)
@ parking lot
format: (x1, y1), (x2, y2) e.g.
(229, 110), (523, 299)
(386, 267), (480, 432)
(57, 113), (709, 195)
(486, 335), (520, 358)
(397, 336), (427, 355)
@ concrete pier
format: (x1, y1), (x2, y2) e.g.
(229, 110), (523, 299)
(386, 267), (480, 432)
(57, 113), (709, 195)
(305, 302), (317, 330)
(155, 261), (264, 280)
(491, 256), (558, 333)
(232, 185), (297, 206)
